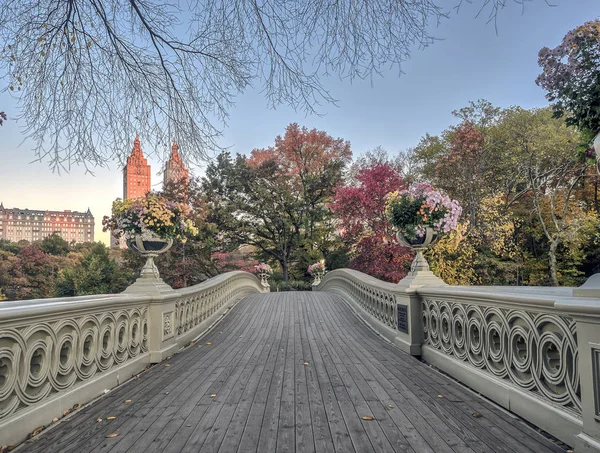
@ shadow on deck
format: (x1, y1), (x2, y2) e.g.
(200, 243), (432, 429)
(16, 292), (566, 453)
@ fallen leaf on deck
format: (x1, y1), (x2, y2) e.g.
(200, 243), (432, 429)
(97, 418), (103, 423)
(210, 394), (216, 398)
(28, 426), (46, 438)
(387, 405), (394, 409)
(303, 362), (309, 366)
(437, 394), (444, 398)
(361, 416), (375, 421)
(471, 412), (482, 418)
(105, 433), (119, 438)
(164, 364), (170, 367)
(124, 399), (132, 403)
(52, 417), (59, 423)
(106, 416), (117, 420)
(206, 342), (212, 345)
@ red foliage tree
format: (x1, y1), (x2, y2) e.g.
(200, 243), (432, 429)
(330, 160), (413, 282)
(212, 250), (259, 273)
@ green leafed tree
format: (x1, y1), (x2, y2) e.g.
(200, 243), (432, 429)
(38, 232), (70, 256)
(203, 124), (351, 282)
(55, 242), (130, 296)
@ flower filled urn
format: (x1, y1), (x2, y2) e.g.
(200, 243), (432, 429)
(395, 227), (439, 275)
(126, 233), (173, 279)
(385, 183), (462, 286)
(102, 193), (197, 285)
(308, 262), (326, 286)
(254, 263), (273, 291)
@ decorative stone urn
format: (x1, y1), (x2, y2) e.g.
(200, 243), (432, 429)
(258, 271), (271, 291)
(396, 226), (439, 275)
(311, 270), (325, 286)
(126, 234), (173, 280)
(396, 226), (445, 287)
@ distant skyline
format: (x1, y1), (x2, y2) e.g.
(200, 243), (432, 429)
(0, 1), (597, 245)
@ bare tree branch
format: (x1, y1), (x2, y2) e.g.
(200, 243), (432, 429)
(0, 0), (529, 170)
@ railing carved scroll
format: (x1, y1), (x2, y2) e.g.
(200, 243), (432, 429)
(0, 300), (149, 421)
(313, 269), (401, 331)
(422, 298), (581, 414)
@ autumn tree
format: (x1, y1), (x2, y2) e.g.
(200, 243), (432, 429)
(412, 100), (508, 226)
(494, 107), (593, 285)
(330, 151), (413, 282)
(204, 124), (351, 282)
(536, 19), (600, 138)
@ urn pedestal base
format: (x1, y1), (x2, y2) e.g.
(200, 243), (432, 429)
(396, 228), (446, 288)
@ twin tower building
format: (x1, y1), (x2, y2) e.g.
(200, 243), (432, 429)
(123, 134), (190, 200)
(111, 135), (190, 247)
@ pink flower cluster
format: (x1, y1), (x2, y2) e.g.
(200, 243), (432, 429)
(255, 262), (273, 274)
(307, 262), (325, 275)
(391, 183), (462, 237)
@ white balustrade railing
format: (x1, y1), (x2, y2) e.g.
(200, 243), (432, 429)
(0, 270), (264, 446)
(421, 293), (580, 413)
(315, 269), (600, 453)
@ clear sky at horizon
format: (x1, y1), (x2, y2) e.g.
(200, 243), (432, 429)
(0, 1), (598, 245)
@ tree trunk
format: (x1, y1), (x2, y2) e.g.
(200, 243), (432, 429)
(281, 258), (289, 283)
(548, 240), (559, 287)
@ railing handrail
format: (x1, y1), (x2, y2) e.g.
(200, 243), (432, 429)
(176, 270), (261, 296)
(0, 293), (149, 322)
(318, 268), (415, 294)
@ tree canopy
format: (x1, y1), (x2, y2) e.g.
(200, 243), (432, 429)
(203, 123), (351, 282)
(536, 19), (600, 138)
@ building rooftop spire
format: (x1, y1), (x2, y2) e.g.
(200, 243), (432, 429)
(170, 139), (181, 161)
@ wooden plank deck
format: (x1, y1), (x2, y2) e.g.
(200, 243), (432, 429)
(17, 292), (568, 453)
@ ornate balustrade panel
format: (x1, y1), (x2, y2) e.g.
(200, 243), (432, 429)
(0, 294), (150, 423)
(314, 269), (400, 330)
(422, 298), (581, 414)
(173, 271), (263, 340)
(315, 269), (600, 450)
(416, 286), (600, 449)
(0, 271), (264, 447)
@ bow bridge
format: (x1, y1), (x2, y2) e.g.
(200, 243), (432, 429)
(1, 266), (600, 452)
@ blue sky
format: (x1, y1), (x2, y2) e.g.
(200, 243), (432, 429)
(0, 1), (597, 244)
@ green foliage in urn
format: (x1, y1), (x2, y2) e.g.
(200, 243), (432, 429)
(384, 183), (462, 242)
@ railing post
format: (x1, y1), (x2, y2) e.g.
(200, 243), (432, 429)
(396, 262), (447, 357)
(393, 289), (424, 356)
(123, 273), (180, 363)
(568, 278), (600, 452)
(572, 313), (600, 452)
